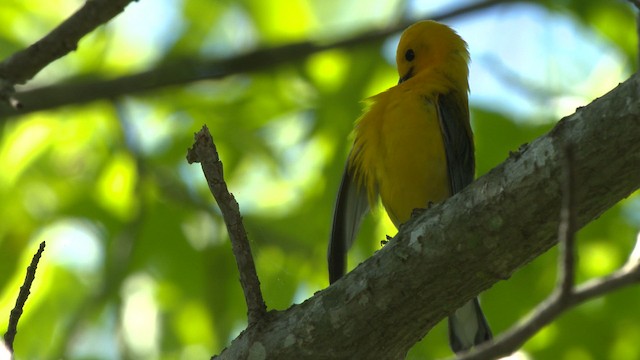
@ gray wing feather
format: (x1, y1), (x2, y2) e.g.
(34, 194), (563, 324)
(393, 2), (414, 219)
(328, 164), (369, 284)
(437, 92), (474, 193)
(438, 92), (492, 352)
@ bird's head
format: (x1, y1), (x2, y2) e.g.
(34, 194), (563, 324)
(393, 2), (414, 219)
(396, 20), (469, 88)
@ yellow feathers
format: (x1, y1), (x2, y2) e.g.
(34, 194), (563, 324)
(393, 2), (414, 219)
(329, 19), (474, 280)
(395, 21), (470, 91)
(328, 20), (491, 352)
(348, 20), (471, 226)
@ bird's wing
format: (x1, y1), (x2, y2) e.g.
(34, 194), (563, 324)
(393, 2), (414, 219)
(328, 163), (370, 284)
(437, 92), (475, 193)
(438, 92), (493, 352)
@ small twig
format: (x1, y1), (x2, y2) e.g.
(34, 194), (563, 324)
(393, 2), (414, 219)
(187, 125), (266, 324)
(452, 145), (640, 360)
(557, 145), (576, 297)
(454, 262), (640, 360)
(3, 241), (46, 353)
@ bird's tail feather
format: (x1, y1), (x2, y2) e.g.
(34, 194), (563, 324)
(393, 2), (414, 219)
(448, 297), (492, 353)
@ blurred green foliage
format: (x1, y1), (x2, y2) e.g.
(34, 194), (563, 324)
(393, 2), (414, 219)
(0, 0), (639, 359)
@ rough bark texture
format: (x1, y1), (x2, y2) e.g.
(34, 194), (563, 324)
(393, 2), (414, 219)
(214, 73), (640, 359)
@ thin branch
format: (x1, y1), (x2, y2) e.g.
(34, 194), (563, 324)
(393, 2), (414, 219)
(0, 0), (136, 85)
(0, 0), (136, 109)
(187, 125), (266, 325)
(454, 262), (640, 360)
(3, 241), (46, 353)
(453, 145), (639, 360)
(0, 0), (517, 118)
(479, 55), (581, 105)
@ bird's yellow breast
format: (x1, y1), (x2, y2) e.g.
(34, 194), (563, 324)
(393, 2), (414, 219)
(349, 77), (453, 228)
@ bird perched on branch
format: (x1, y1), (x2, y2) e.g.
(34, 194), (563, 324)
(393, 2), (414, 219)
(327, 20), (492, 353)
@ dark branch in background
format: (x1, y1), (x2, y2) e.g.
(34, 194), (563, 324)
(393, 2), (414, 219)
(187, 125), (266, 325)
(454, 145), (640, 360)
(0, 0), (136, 109)
(0, 0), (516, 118)
(3, 241), (46, 353)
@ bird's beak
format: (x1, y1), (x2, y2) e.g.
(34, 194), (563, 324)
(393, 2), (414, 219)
(398, 67), (413, 84)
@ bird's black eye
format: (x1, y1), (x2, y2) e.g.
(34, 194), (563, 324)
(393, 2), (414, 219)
(405, 49), (415, 62)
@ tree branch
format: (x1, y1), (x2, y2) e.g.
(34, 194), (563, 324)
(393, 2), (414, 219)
(0, 0), (136, 110)
(0, 0), (517, 118)
(211, 73), (640, 359)
(454, 255), (640, 360)
(3, 241), (46, 353)
(187, 125), (266, 325)
(451, 145), (606, 360)
(0, 0), (136, 85)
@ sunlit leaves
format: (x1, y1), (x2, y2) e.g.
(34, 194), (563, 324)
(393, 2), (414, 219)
(0, 0), (638, 359)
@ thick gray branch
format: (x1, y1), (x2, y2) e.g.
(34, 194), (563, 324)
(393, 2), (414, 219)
(213, 73), (640, 359)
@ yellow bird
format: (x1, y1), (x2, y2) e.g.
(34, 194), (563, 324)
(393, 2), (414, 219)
(328, 20), (492, 353)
